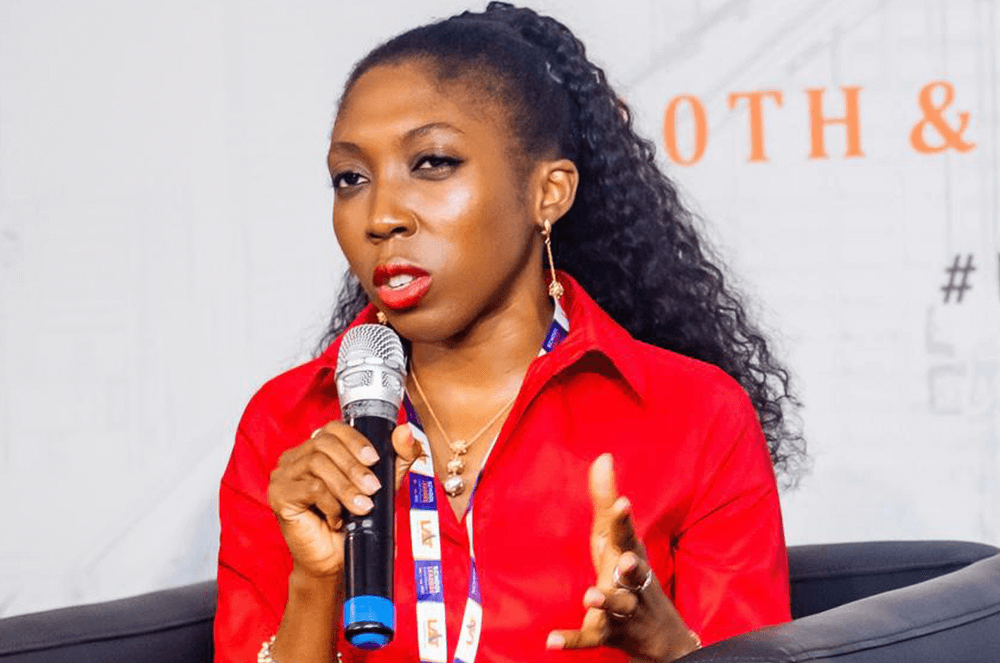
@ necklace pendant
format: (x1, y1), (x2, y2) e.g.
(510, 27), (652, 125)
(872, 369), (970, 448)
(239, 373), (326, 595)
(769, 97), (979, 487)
(443, 475), (466, 497)
(446, 457), (466, 475)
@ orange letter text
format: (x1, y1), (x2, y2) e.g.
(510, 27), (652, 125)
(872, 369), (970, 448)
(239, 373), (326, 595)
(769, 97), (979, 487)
(728, 90), (784, 162)
(663, 95), (708, 166)
(807, 86), (864, 159)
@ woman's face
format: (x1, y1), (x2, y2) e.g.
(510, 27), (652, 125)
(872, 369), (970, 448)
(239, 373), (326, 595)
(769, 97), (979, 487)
(328, 61), (542, 344)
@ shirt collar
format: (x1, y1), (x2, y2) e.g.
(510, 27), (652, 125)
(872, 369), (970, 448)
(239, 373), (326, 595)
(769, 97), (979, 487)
(543, 271), (647, 400)
(311, 270), (646, 401)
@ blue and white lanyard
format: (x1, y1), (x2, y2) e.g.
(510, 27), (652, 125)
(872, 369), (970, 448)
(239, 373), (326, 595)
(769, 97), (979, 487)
(405, 301), (570, 663)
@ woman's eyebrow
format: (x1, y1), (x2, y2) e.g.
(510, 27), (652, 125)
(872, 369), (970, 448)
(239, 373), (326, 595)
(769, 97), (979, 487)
(328, 140), (364, 156)
(402, 122), (465, 143)
(329, 122), (465, 155)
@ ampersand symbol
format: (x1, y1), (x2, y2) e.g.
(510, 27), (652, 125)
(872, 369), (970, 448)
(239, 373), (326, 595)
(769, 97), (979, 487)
(910, 81), (976, 154)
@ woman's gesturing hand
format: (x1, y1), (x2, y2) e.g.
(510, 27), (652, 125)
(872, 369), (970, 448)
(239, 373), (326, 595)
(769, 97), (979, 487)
(546, 454), (701, 662)
(266, 422), (424, 579)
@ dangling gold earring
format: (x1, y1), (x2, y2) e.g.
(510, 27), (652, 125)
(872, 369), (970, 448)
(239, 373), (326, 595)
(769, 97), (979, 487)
(376, 310), (388, 325)
(541, 220), (564, 300)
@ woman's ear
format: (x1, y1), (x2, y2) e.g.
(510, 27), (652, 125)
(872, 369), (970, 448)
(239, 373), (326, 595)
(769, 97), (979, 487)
(533, 158), (579, 226)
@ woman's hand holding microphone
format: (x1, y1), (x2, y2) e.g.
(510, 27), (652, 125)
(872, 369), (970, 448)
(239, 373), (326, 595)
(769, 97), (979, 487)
(267, 422), (422, 580)
(261, 421), (421, 663)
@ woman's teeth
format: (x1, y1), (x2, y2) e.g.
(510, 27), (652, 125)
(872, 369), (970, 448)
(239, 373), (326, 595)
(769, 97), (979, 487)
(387, 274), (415, 289)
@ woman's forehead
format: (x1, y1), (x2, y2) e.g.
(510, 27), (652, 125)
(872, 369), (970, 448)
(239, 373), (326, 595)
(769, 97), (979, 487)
(333, 61), (509, 143)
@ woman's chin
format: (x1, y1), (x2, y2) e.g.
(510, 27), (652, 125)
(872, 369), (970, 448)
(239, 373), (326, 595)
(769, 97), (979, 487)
(385, 307), (461, 344)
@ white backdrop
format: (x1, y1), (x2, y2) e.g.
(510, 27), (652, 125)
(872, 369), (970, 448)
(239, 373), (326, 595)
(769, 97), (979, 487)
(1, 0), (997, 617)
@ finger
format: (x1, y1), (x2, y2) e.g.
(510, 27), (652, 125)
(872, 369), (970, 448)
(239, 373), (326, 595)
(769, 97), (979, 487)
(581, 584), (639, 623)
(547, 607), (607, 650)
(393, 424), (423, 463)
(310, 486), (345, 531)
(270, 471), (345, 531)
(315, 421), (381, 466)
(615, 551), (652, 592)
(277, 421), (374, 472)
(609, 498), (641, 555)
(546, 625), (604, 650)
(268, 474), (314, 521)
(602, 588), (639, 621)
(287, 452), (374, 516)
(311, 436), (382, 496)
(393, 425), (425, 489)
(278, 442), (313, 469)
(582, 586), (606, 610)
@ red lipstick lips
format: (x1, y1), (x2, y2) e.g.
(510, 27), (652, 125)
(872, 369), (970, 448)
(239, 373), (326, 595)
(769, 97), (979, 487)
(373, 263), (432, 310)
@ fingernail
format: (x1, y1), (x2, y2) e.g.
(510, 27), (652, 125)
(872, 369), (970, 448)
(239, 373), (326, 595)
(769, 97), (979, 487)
(353, 495), (374, 512)
(359, 446), (379, 465)
(362, 474), (381, 494)
(615, 496), (631, 514)
(546, 633), (565, 650)
(621, 554), (638, 572)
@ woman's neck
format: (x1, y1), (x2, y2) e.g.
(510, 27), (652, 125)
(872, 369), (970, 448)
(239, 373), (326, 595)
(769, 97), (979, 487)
(407, 275), (554, 399)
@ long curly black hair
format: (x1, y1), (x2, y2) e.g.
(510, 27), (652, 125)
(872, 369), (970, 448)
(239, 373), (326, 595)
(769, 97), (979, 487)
(317, 2), (806, 487)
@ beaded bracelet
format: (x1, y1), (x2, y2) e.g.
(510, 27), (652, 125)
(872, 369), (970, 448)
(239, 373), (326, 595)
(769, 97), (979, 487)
(257, 636), (276, 663)
(257, 636), (343, 663)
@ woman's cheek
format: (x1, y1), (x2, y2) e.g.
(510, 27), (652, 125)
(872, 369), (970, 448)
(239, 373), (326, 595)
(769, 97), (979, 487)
(429, 183), (475, 220)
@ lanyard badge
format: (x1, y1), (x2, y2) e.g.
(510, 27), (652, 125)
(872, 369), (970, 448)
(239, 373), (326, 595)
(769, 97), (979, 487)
(405, 301), (569, 663)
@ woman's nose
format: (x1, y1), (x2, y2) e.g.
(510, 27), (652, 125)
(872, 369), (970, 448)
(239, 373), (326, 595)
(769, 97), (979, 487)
(366, 180), (416, 241)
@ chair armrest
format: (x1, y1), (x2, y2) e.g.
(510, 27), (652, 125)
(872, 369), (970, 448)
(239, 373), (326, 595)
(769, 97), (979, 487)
(682, 553), (1000, 663)
(0, 581), (216, 663)
(789, 540), (1000, 618)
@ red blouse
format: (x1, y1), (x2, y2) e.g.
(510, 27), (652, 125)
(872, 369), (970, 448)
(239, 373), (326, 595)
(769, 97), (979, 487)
(215, 274), (790, 662)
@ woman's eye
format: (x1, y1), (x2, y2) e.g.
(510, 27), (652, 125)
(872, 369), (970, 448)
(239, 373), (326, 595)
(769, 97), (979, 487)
(332, 171), (367, 189)
(414, 154), (462, 171)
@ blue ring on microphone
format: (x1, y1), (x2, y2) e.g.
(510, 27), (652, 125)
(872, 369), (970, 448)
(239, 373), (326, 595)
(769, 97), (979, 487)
(350, 632), (390, 649)
(344, 595), (394, 650)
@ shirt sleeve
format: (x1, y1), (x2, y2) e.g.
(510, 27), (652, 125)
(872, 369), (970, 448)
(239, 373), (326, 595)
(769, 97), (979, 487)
(215, 389), (366, 663)
(668, 388), (792, 645)
(214, 421), (293, 663)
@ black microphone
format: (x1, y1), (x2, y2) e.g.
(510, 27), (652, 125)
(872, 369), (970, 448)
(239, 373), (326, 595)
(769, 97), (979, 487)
(334, 323), (407, 650)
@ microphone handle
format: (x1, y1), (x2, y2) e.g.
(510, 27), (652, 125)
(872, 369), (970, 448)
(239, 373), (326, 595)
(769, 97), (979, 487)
(343, 415), (397, 649)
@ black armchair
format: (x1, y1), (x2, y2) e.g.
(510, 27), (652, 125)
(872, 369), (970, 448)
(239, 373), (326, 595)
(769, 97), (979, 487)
(0, 580), (215, 663)
(688, 540), (1000, 662)
(1, 541), (997, 662)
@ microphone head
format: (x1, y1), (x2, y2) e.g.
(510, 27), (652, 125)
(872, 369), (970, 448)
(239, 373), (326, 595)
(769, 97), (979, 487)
(335, 324), (407, 419)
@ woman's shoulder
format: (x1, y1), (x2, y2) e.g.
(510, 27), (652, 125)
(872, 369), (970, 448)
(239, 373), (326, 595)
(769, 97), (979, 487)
(607, 339), (755, 438)
(237, 353), (339, 436)
(614, 341), (768, 478)
(564, 275), (752, 418)
(633, 340), (748, 407)
(224, 354), (340, 493)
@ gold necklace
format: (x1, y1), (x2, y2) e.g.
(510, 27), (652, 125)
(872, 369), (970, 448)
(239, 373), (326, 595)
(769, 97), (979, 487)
(408, 364), (519, 497)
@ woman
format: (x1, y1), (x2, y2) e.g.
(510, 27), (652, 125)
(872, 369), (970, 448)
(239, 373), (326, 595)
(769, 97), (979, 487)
(216, 3), (805, 662)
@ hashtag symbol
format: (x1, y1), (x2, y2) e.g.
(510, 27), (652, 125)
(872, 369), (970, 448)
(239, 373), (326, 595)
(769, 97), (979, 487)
(941, 254), (975, 303)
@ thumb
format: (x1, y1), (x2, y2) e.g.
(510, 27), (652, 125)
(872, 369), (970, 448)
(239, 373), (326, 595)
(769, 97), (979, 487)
(392, 424), (424, 489)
